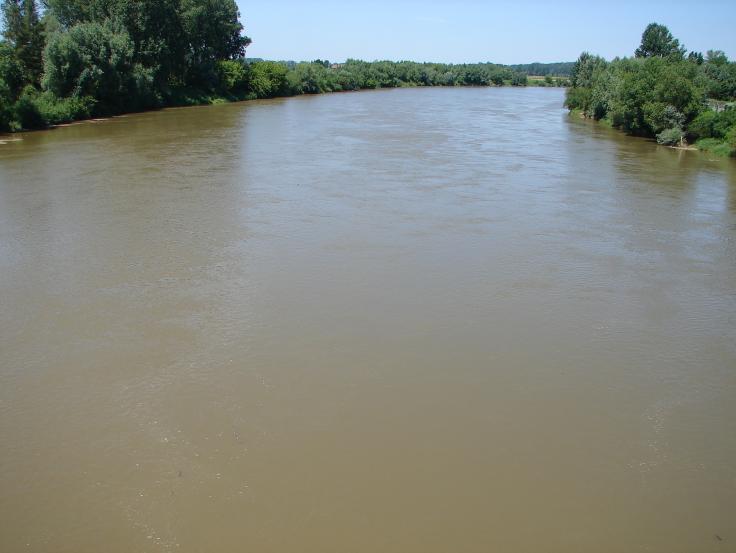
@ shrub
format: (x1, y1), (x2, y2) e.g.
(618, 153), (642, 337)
(656, 127), (684, 145)
(644, 103), (685, 135)
(688, 110), (718, 140)
(565, 86), (591, 112)
(0, 81), (15, 131)
(246, 61), (289, 98)
(32, 91), (95, 124)
(42, 22), (137, 114)
(12, 85), (46, 129)
(696, 137), (734, 157)
(510, 73), (527, 86)
(217, 60), (248, 92)
(688, 108), (736, 140)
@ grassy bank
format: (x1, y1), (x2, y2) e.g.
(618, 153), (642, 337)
(695, 137), (736, 157)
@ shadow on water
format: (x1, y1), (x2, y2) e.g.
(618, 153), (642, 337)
(565, 111), (736, 214)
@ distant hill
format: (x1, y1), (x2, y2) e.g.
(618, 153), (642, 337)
(506, 62), (575, 76)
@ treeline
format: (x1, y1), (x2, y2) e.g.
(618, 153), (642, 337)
(565, 23), (736, 156)
(0, 0), (543, 133)
(237, 59), (530, 99)
(509, 62), (574, 77)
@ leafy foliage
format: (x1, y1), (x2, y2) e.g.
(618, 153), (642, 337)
(635, 23), (686, 60)
(566, 23), (736, 156)
(42, 22), (140, 113)
(508, 62), (574, 77)
(656, 127), (684, 146)
(1, 0), (44, 84)
(1, 0), (537, 132)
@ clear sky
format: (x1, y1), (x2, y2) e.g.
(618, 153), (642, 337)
(237, 0), (736, 64)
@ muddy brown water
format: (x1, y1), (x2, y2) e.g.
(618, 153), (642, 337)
(1, 87), (735, 553)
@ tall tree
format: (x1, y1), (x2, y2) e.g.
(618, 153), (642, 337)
(635, 23), (685, 60)
(1, 0), (44, 84)
(181, 0), (250, 62)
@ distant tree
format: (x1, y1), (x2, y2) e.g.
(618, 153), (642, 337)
(510, 72), (527, 86)
(508, 62), (575, 77)
(635, 23), (685, 60)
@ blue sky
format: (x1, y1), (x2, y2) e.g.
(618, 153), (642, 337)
(238, 0), (736, 64)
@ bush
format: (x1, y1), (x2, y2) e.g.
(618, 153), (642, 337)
(656, 127), (684, 145)
(713, 108), (736, 137)
(246, 61), (289, 98)
(217, 60), (248, 92)
(688, 110), (718, 140)
(696, 137), (734, 157)
(565, 86), (591, 112)
(688, 108), (736, 140)
(12, 86), (46, 129)
(510, 73), (527, 86)
(32, 91), (95, 124)
(287, 62), (335, 94)
(644, 103), (685, 135)
(0, 80), (14, 131)
(42, 22), (138, 114)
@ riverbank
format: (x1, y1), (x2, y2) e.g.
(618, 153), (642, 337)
(563, 26), (736, 160)
(1, 78), (565, 138)
(4, 58), (565, 134)
(569, 109), (735, 158)
(2, 53), (583, 135)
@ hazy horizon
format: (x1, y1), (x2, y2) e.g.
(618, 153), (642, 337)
(238, 0), (736, 64)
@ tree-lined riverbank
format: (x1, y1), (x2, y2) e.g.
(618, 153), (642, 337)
(565, 23), (736, 157)
(0, 0), (574, 133)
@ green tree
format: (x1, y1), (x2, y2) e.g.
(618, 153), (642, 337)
(246, 61), (288, 98)
(180, 0), (251, 82)
(510, 72), (527, 86)
(635, 23), (685, 60)
(45, 0), (187, 86)
(688, 51), (704, 65)
(0, 40), (24, 129)
(1, 0), (45, 84)
(42, 21), (155, 113)
(706, 50), (728, 66)
(0, 40), (23, 98)
(216, 59), (248, 92)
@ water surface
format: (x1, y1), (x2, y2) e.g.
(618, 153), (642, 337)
(1, 87), (735, 553)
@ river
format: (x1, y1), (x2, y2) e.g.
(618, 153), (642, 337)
(1, 87), (735, 553)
